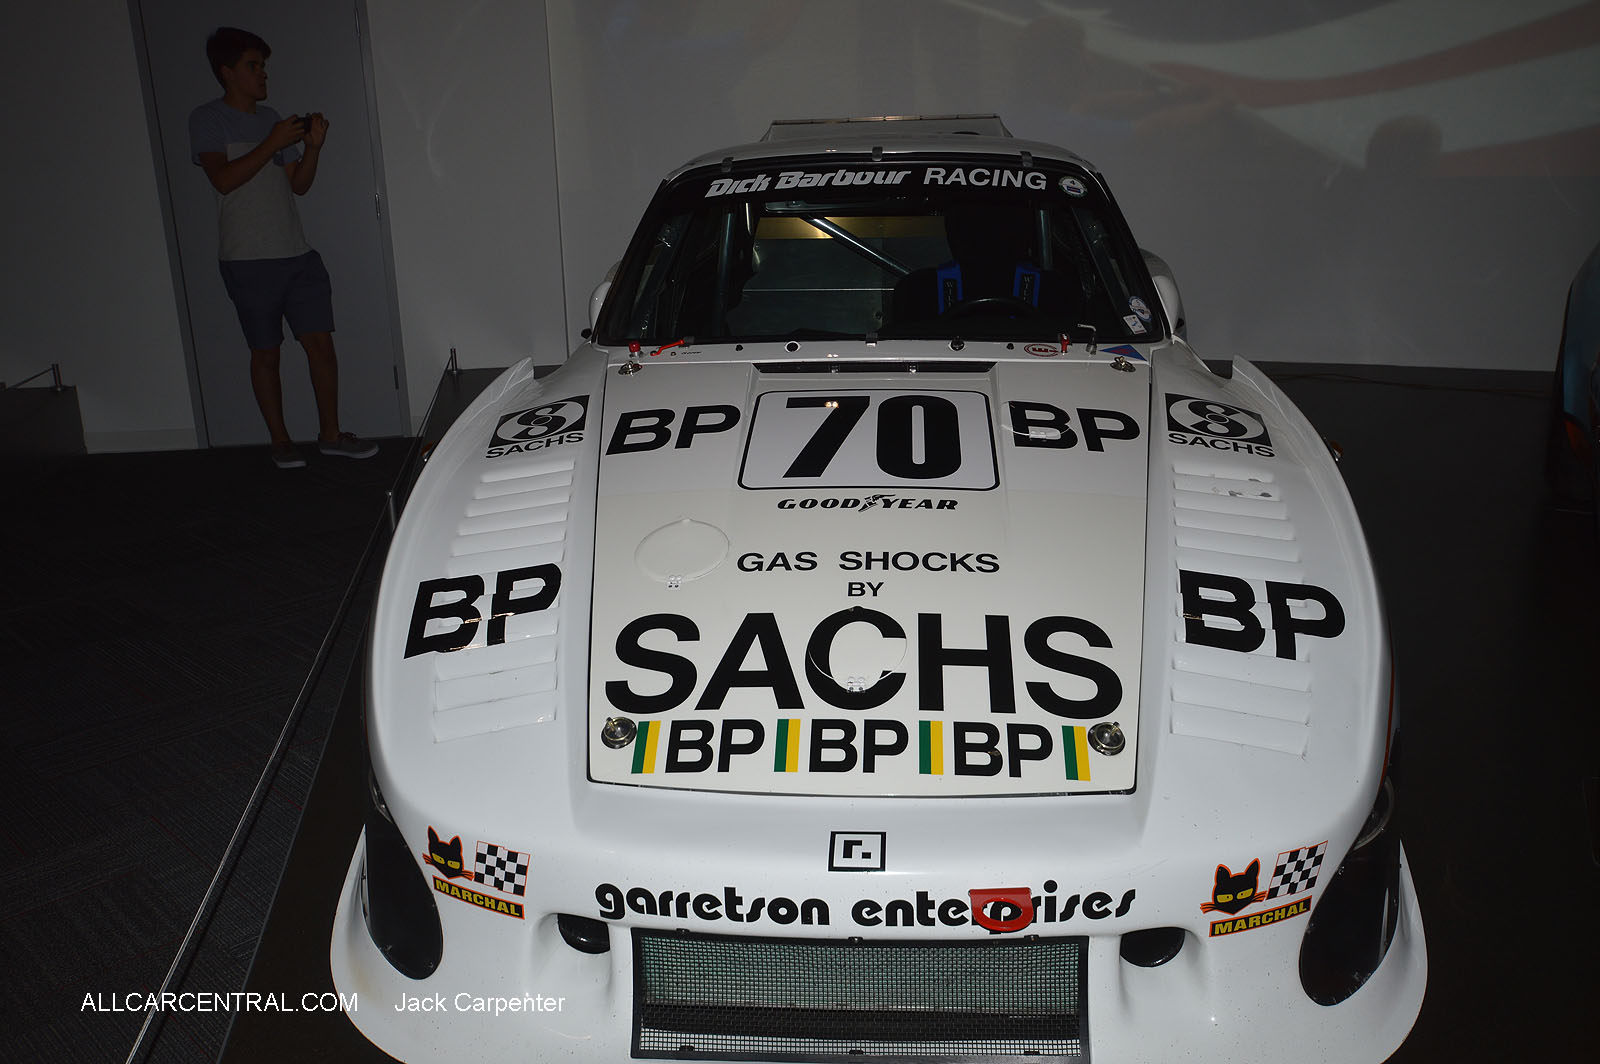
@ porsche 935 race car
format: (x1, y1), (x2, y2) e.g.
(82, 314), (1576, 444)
(331, 115), (1426, 1062)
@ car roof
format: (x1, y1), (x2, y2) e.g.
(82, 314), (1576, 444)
(663, 114), (1101, 184)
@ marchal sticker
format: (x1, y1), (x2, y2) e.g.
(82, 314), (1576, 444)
(434, 876), (524, 919)
(1199, 842), (1326, 937)
(1059, 176), (1087, 197)
(1202, 859), (1266, 915)
(1266, 841), (1327, 899)
(425, 827), (469, 879)
(1209, 896), (1310, 937)
(474, 841), (530, 897)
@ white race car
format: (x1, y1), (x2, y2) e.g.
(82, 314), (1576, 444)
(331, 115), (1425, 1062)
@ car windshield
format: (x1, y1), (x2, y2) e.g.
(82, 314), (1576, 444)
(598, 155), (1160, 346)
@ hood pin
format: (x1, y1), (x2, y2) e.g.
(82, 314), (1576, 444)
(601, 717), (637, 749)
(1088, 721), (1126, 756)
(619, 341), (643, 375)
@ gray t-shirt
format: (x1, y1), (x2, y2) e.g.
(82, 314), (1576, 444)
(188, 100), (311, 262)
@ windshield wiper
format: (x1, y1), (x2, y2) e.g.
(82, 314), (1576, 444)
(638, 336), (693, 357)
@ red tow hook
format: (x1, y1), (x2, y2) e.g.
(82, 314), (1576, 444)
(969, 887), (1035, 933)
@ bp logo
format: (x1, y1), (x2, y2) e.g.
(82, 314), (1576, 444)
(1164, 395), (1274, 457)
(488, 396), (588, 457)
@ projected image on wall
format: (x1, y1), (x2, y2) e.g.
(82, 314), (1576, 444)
(552, 0), (1599, 369)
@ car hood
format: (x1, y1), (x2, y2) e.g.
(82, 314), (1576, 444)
(371, 339), (1387, 904)
(585, 351), (1148, 796)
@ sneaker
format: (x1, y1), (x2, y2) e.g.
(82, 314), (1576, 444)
(271, 442), (306, 469)
(318, 432), (378, 459)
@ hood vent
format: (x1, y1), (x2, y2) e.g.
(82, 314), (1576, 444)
(1166, 459), (1314, 757)
(431, 454), (573, 742)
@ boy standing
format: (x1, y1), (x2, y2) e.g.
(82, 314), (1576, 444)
(189, 26), (376, 468)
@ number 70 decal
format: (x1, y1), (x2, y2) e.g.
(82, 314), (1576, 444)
(739, 391), (998, 490)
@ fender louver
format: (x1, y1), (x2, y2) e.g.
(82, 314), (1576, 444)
(1167, 459), (1315, 756)
(429, 453), (573, 741)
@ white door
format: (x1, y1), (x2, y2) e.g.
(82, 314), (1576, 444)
(136, 0), (407, 446)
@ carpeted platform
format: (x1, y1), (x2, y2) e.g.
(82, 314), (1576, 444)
(1, 436), (414, 1063)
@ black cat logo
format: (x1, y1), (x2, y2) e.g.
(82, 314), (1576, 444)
(427, 827), (468, 879)
(1201, 859), (1265, 915)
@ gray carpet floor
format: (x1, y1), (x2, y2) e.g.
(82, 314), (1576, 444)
(2, 438), (411, 1063)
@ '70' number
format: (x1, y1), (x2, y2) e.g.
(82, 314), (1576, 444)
(740, 391), (996, 489)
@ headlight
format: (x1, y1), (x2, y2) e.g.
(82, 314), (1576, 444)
(361, 765), (444, 979)
(1298, 777), (1401, 1005)
(355, 642), (443, 979)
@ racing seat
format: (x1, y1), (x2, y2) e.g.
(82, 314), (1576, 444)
(891, 206), (1080, 325)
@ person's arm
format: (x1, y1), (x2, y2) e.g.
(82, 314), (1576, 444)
(197, 116), (306, 195)
(285, 113), (327, 195)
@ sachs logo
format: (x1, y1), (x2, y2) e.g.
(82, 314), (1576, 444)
(487, 397), (588, 457)
(1164, 394), (1274, 457)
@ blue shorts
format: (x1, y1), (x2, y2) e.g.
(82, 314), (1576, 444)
(218, 249), (335, 350)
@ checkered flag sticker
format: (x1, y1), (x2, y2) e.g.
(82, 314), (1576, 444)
(473, 841), (529, 897)
(1265, 841), (1328, 899)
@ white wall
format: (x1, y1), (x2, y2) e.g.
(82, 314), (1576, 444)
(547, 0), (1600, 370)
(6, 0), (1596, 454)
(2, 0), (571, 450)
(364, 0), (568, 421)
(2, 0), (195, 451)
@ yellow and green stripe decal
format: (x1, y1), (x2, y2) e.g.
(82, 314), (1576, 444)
(1062, 725), (1091, 781)
(773, 718), (801, 772)
(918, 720), (944, 775)
(630, 719), (661, 774)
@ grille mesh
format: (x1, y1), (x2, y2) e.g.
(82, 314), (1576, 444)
(633, 931), (1087, 1060)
